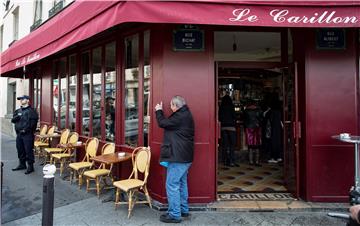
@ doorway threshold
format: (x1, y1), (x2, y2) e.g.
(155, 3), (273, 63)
(207, 200), (349, 212)
(218, 192), (294, 201)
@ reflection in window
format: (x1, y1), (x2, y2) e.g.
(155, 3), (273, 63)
(37, 79), (41, 116)
(59, 57), (67, 129)
(33, 79), (37, 112)
(288, 29), (293, 63)
(143, 31), (150, 146)
(52, 62), (58, 127)
(105, 42), (116, 141)
(92, 47), (102, 139)
(81, 52), (90, 136)
(124, 35), (139, 147)
(34, 77), (41, 119)
(69, 54), (77, 131)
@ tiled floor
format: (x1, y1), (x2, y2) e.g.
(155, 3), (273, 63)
(217, 162), (286, 193)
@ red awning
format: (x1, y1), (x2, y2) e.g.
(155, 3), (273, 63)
(1, 0), (359, 75)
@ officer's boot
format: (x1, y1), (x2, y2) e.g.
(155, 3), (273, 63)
(24, 162), (34, 174)
(12, 161), (26, 171)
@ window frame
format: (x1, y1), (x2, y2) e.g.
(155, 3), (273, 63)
(122, 30), (150, 148)
(48, 28), (152, 147)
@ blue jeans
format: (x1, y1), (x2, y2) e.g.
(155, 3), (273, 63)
(166, 162), (192, 219)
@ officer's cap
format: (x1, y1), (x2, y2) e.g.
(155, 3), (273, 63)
(17, 95), (30, 100)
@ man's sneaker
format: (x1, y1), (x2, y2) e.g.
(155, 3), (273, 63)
(268, 159), (278, 164)
(160, 213), (181, 223)
(181, 212), (190, 218)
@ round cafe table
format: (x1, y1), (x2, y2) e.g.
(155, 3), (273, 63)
(327, 135), (360, 222)
(332, 135), (360, 204)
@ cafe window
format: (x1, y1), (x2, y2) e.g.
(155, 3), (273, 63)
(81, 52), (90, 136)
(59, 57), (67, 129)
(33, 77), (41, 118)
(92, 47), (102, 139)
(52, 61), (58, 127)
(69, 54), (77, 131)
(124, 34), (139, 147)
(105, 42), (116, 141)
(143, 31), (150, 146)
(123, 31), (151, 147)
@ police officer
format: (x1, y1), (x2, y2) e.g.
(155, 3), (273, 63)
(11, 95), (39, 174)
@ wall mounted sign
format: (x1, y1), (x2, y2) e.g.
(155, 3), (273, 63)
(316, 28), (346, 50)
(173, 25), (204, 51)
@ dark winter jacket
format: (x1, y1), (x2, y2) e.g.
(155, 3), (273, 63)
(219, 95), (236, 127)
(244, 105), (262, 129)
(156, 105), (195, 163)
(11, 105), (39, 135)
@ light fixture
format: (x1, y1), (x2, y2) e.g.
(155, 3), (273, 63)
(232, 34), (237, 52)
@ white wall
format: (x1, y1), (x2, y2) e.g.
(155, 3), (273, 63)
(0, 0), (74, 118)
(1, 0), (74, 52)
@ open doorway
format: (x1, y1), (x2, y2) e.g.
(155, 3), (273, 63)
(217, 67), (285, 193)
(214, 30), (299, 200)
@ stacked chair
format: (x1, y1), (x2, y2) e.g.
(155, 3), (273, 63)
(50, 132), (79, 176)
(113, 146), (152, 218)
(83, 143), (115, 197)
(34, 125), (56, 161)
(68, 137), (99, 188)
(34, 124), (48, 157)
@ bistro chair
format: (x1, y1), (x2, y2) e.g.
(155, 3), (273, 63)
(83, 143), (115, 197)
(68, 137), (99, 188)
(50, 132), (79, 176)
(34, 125), (56, 160)
(34, 124), (48, 157)
(113, 146), (152, 218)
(43, 129), (70, 164)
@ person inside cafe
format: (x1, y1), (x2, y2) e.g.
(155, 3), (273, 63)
(219, 94), (238, 167)
(155, 95), (195, 224)
(11, 95), (39, 174)
(244, 99), (262, 166)
(105, 96), (115, 138)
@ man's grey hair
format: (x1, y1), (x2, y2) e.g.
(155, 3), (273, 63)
(171, 95), (186, 108)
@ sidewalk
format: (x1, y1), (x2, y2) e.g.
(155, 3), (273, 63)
(2, 196), (349, 226)
(0, 132), (351, 225)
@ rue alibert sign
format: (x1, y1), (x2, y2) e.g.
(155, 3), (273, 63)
(316, 28), (346, 50)
(173, 25), (204, 51)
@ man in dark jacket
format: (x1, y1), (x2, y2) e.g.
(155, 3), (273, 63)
(155, 95), (194, 224)
(11, 95), (39, 174)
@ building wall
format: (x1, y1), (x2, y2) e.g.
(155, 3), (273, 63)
(305, 29), (359, 202)
(1, 0), (74, 51)
(0, 0), (74, 127)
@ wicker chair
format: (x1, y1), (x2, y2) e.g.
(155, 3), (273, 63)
(83, 143), (116, 197)
(113, 146), (152, 218)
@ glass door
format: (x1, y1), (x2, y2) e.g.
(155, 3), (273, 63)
(282, 62), (300, 197)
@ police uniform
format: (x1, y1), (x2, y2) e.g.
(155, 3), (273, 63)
(11, 95), (39, 174)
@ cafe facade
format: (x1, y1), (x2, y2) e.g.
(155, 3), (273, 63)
(1, 1), (359, 203)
